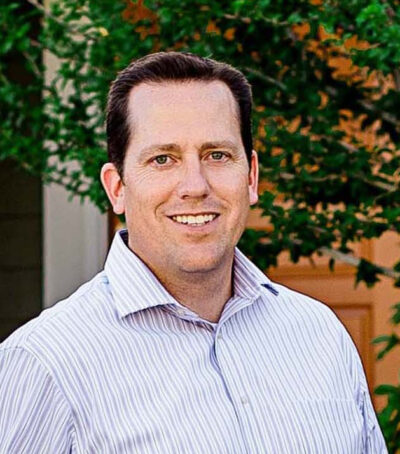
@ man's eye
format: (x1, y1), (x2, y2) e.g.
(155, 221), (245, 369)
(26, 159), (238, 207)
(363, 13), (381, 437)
(153, 155), (170, 165)
(210, 151), (227, 161)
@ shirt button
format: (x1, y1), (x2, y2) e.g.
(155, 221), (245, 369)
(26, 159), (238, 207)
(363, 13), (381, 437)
(240, 396), (249, 405)
(177, 308), (186, 316)
(217, 333), (223, 340)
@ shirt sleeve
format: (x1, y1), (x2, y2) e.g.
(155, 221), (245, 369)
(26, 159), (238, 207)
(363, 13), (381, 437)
(356, 361), (388, 454)
(340, 328), (388, 454)
(0, 347), (75, 453)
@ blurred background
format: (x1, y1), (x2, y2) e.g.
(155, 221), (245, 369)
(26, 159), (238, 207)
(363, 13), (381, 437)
(1, 0), (400, 450)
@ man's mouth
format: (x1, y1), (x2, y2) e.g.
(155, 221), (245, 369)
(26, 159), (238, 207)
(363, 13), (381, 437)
(170, 213), (218, 226)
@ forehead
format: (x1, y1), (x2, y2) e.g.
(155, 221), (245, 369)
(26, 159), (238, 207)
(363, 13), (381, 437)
(126, 80), (240, 140)
(128, 80), (238, 114)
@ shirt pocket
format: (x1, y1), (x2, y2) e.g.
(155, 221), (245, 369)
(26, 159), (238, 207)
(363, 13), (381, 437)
(285, 399), (364, 454)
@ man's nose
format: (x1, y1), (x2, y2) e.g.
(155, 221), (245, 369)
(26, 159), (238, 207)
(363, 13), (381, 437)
(176, 158), (210, 200)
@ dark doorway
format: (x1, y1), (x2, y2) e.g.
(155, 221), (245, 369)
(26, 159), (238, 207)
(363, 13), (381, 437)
(0, 160), (42, 341)
(0, 0), (43, 340)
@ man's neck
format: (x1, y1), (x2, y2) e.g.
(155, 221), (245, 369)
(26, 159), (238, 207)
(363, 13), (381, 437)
(128, 247), (234, 323)
(157, 263), (233, 323)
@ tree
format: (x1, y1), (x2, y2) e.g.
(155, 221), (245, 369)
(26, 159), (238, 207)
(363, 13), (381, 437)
(1, 0), (400, 450)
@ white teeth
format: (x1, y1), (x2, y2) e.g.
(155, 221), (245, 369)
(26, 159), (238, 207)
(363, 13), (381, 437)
(172, 214), (217, 225)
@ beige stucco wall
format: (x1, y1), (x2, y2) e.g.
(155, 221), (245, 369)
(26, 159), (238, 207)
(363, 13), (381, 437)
(42, 0), (108, 307)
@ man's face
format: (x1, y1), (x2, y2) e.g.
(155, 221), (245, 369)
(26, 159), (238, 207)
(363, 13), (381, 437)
(105, 80), (258, 276)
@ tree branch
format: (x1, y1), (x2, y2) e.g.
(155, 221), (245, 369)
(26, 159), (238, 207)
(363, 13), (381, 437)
(393, 69), (400, 92)
(25, 0), (86, 38)
(223, 13), (290, 27)
(26, 0), (63, 26)
(326, 84), (399, 129)
(244, 67), (287, 91)
(259, 165), (398, 193)
(22, 51), (42, 78)
(357, 99), (399, 129)
(318, 247), (400, 280)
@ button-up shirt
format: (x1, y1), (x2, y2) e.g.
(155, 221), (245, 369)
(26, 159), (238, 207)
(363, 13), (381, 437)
(0, 230), (387, 453)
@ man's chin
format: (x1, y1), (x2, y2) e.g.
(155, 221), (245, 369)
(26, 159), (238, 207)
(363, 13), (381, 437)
(172, 249), (231, 275)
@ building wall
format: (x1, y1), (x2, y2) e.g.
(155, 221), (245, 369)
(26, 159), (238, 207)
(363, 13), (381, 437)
(43, 183), (108, 308)
(42, 1), (109, 308)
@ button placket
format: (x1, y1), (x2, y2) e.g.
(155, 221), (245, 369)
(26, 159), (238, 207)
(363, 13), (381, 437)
(212, 324), (256, 453)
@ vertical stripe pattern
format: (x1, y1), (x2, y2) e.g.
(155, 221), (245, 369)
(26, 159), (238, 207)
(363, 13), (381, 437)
(0, 229), (387, 453)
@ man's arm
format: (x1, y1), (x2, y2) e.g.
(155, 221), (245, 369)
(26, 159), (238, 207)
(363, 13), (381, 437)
(355, 359), (388, 454)
(0, 347), (75, 453)
(341, 327), (388, 453)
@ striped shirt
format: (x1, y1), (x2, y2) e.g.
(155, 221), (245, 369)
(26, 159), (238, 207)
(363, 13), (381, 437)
(0, 229), (387, 453)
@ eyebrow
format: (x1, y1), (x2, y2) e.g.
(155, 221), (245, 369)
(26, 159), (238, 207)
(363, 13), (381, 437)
(138, 144), (178, 160)
(200, 141), (240, 153)
(138, 140), (240, 160)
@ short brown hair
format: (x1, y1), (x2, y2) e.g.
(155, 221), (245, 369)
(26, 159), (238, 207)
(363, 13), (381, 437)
(106, 52), (253, 176)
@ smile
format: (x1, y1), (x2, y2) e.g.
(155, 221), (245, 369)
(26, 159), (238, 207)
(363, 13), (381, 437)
(171, 214), (218, 226)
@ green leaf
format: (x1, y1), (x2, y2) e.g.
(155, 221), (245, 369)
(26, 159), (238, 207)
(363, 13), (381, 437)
(375, 384), (400, 396)
(355, 259), (381, 288)
(391, 303), (400, 325)
(372, 334), (400, 360)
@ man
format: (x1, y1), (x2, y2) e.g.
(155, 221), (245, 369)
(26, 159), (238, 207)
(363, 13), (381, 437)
(0, 52), (387, 453)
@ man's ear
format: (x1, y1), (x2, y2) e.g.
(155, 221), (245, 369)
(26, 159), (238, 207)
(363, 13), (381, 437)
(248, 150), (259, 206)
(100, 163), (125, 215)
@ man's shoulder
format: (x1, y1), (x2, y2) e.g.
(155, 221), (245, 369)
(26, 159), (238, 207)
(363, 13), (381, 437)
(259, 281), (357, 365)
(267, 281), (344, 334)
(1, 271), (112, 355)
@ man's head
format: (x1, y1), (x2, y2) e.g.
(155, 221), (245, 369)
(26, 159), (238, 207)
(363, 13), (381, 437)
(101, 52), (258, 279)
(106, 52), (253, 177)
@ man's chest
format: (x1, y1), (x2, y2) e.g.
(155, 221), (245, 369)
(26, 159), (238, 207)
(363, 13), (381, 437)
(68, 315), (363, 453)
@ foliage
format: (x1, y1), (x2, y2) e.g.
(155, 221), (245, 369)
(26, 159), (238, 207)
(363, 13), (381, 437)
(1, 0), (400, 449)
(375, 383), (400, 451)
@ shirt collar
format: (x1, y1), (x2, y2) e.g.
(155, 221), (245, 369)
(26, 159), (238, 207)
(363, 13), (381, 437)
(232, 247), (279, 299)
(105, 230), (177, 318)
(105, 229), (278, 318)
